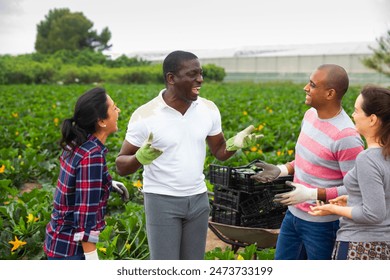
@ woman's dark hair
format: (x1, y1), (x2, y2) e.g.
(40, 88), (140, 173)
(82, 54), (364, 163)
(360, 85), (390, 158)
(162, 50), (198, 83)
(60, 87), (108, 151)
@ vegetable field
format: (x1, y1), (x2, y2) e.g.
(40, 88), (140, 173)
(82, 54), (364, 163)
(0, 82), (361, 259)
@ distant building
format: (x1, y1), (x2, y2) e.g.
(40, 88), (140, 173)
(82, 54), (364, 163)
(112, 42), (390, 85)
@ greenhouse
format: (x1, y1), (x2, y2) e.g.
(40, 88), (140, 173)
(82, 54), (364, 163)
(126, 41), (390, 85)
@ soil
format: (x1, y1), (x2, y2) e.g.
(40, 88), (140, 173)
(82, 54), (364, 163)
(20, 182), (42, 193)
(205, 228), (230, 252)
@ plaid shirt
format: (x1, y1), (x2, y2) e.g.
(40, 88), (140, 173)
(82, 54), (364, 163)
(44, 135), (112, 258)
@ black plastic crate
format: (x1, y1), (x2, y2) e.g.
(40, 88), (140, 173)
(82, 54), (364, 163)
(234, 173), (294, 193)
(209, 165), (232, 186)
(209, 160), (294, 192)
(239, 189), (286, 216)
(211, 185), (258, 225)
(211, 204), (241, 226)
(241, 210), (286, 229)
(213, 184), (242, 210)
(211, 184), (289, 227)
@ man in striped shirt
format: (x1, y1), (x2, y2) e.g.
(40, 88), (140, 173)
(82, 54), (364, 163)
(251, 64), (364, 260)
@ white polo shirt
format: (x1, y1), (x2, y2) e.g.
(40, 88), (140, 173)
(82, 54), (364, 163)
(125, 89), (222, 196)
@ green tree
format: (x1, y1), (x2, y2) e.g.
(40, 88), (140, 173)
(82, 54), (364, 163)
(35, 8), (112, 54)
(362, 30), (390, 77)
(105, 54), (151, 68)
(203, 64), (226, 82)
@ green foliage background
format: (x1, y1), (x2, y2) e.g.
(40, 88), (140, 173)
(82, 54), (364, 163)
(0, 82), (361, 259)
(0, 51), (226, 85)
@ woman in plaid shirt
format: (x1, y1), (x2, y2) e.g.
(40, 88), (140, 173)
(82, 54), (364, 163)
(44, 87), (122, 260)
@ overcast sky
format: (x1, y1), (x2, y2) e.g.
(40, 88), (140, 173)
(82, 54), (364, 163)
(0, 0), (389, 56)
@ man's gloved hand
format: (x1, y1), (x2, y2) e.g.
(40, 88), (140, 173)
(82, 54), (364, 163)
(250, 161), (288, 183)
(111, 180), (129, 202)
(84, 249), (99, 260)
(273, 181), (317, 206)
(135, 132), (163, 165)
(226, 125), (263, 151)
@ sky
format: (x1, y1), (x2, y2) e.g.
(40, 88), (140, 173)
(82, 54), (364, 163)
(0, 0), (389, 56)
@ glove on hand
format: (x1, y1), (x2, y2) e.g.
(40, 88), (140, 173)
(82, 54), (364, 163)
(250, 161), (284, 183)
(226, 125), (263, 151)
(111, 180), (129, 202)
(84, 249), (99, 260)
(135, 132), (163, 165)
(273, 181), (317, 206)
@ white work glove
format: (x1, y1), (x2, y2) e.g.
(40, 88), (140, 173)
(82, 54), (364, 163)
(250, 161), (288, 183)
(226, 125), (264, 151)
(84, 249), (99, 260)
(273, 181), (317, 206)
(111, 180), (129, 202)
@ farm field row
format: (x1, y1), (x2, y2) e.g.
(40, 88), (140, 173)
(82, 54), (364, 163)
(0, 82), (361, 259)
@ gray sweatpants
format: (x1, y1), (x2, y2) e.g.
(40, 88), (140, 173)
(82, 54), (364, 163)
(143, 192), (210, 260)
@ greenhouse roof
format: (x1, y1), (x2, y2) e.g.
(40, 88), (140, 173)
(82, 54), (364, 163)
(110, 41), (376, 61)
(232, 41), (374, 57)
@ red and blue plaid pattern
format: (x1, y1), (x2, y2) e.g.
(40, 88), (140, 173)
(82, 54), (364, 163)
(44, 135), (112, 258)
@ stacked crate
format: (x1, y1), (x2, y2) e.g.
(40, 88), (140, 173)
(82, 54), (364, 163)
(209, 160), (293, 229)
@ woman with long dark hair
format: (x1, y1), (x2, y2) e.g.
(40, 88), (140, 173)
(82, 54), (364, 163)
(44, 87), (127, 260)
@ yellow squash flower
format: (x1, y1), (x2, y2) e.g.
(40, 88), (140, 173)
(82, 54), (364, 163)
(9, 236), (27, 252)
(133, 180), (143, 189)
(125, 243), (131, 251)
(236, 254), (245, 260)
(98, 247), (107, 253)
(0, 165), (5, 173)
(26, 213), (39, 223)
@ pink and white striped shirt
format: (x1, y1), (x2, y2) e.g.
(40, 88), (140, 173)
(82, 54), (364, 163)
(288, 108), (364, 222)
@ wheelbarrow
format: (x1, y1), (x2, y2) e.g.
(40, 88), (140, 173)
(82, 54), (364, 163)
(208, 219), (279, 253)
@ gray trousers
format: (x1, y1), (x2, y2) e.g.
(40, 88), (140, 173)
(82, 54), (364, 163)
(143, 192), (210, 260)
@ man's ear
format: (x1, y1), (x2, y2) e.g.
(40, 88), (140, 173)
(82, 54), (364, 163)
(327, 88), (337, 100)
(166, 73), (175, 85)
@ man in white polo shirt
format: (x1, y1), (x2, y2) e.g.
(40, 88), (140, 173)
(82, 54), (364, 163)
(115, 50), (262, 260)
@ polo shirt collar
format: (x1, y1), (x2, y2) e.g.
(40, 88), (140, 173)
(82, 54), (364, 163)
(158, 89), (199, 110)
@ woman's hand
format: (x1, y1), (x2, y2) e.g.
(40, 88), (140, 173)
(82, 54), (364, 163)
(309, 196), (353, 219)
(308, 200), (335, 216)
(329, 195), (348, 206)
